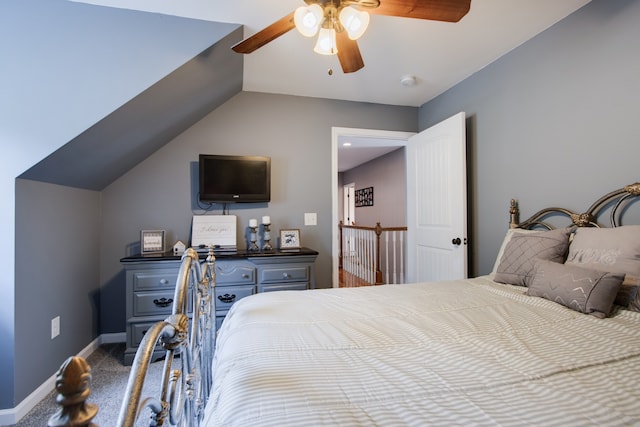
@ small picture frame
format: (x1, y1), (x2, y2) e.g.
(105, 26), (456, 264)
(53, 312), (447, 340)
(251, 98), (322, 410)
(279, 229), (301, 250)
(141, 230), (165, 254)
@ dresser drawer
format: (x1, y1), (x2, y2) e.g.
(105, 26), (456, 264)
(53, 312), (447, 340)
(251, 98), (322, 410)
(259, 282), (308, 293)
(133, 290), (176, 316)
(215, 261), (255, 285)
(215, 285), (255, 314)
(130, 321), (161, 347)
(259, 265), (309, 284)
(132, 269), (179, 291)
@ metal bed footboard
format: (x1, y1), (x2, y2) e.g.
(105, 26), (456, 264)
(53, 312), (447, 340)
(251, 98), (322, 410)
(49, 247), (216, 427)
(117, 247), (216, 426)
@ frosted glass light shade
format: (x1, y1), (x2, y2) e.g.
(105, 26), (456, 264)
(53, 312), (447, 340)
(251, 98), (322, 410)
(314, 27), (338, 55)
(294, 4), (324, 37)
(339, 6), (369, 40)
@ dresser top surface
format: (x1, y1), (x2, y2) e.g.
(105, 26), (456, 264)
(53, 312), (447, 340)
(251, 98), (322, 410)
(121, 247), (318, 263)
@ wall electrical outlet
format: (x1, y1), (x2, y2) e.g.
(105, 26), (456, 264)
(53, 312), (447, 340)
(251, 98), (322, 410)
(304, 213), (317, 226)
(51, 316), (60, 339)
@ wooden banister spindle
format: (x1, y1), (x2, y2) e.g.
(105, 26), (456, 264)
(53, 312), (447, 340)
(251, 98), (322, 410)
(374, 222), (383, 285)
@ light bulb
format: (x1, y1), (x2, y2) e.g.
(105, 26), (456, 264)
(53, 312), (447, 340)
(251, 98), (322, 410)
(294, 4), (324, 37)
(339, 6), (369, 40)
(314, 27), (338, 55)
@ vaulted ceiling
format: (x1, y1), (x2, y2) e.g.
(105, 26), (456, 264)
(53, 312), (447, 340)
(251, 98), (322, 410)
(12, 0), (593, 187)
(73, 0), (592, 107)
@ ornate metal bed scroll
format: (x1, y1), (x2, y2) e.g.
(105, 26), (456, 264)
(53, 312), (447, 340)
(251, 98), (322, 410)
(48, 247), (216, 427)
(117, 247), (216, 426)
(510, 182), (640, 230)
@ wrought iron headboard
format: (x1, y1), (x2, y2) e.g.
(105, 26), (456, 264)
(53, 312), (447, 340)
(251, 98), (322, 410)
(509, 182), (640, 230)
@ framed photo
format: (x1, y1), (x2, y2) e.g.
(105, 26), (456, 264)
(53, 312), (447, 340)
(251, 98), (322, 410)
(141, 230), (165, 254)
(355, 186), (374, 207)
(279, 229), (301, 249)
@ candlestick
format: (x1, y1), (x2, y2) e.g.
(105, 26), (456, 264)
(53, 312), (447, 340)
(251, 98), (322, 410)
(262, 221), (273, 251)
(248, 224), (259, 251)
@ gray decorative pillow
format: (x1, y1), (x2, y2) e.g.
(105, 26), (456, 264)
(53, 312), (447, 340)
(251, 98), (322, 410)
(566, 226), (640, 311)
(566, 225), (640, 275)
(616, 280), (640, 311)
(491, 228), (538, 275)
(494, 227), (571, 286)
(527, 260), (624, 318)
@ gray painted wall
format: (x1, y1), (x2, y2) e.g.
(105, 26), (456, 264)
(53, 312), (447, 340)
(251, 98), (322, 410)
(14, 179), (101, 404)
(1, 0), (241, 412)
(419, 0), (640, 276)
(342, 148), (407, 227)
(99, 92), (417, 332)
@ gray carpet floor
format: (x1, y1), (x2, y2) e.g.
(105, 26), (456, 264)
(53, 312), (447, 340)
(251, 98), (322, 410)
(15, 343), (164, 427)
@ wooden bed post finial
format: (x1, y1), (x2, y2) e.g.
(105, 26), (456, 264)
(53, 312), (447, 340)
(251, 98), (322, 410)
(509, 199), (520, 229)
(48, 356), (98, 427)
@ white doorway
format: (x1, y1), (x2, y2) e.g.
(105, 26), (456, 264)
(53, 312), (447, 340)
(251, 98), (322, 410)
(331, 127), (415, 287)
(332, 114), (467, 287)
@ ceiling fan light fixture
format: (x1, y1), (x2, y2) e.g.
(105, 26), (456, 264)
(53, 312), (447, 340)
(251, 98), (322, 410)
(314, 27), (338, 55)
(294, 4), (324, 37)
(339, 6), (370, 40)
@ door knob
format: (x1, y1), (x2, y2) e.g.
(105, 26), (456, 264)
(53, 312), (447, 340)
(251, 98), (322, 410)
(452, 237), (462, 246)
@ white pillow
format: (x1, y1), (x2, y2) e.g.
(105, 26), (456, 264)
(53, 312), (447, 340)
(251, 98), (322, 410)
(491, 228), (538, 276)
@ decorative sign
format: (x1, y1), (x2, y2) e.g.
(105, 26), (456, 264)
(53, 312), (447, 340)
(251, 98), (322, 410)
(141, 230), (165, 254)
(355, 186), (374, 207)
(191, 215), (237, 250)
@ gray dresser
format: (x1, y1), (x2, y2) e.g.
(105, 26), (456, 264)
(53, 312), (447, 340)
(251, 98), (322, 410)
(121, 248), (318, 365)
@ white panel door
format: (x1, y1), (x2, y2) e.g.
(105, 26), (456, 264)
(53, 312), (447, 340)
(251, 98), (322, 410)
(407, 112), (467, 282)
(343, 183), (355, 225)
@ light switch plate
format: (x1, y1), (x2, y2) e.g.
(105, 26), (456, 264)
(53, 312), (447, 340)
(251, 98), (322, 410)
(304, 213), (317, 226)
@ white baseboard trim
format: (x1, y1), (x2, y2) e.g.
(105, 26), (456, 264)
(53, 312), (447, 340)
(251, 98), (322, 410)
(0, 333), (125, 426)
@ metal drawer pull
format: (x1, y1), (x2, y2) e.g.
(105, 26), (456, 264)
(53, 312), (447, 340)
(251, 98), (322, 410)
(218, 294), (236, 303)
(283, 273), (291, 279)
(159, 279), (169, 285)
(153, 297), (173, 307)
(242, 274), (250, 279)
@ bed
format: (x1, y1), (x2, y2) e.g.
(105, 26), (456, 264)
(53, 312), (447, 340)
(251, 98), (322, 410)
(50, 183), (640, 426)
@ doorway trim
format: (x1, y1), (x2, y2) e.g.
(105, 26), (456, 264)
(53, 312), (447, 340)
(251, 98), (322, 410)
(331, 127), (416, 287)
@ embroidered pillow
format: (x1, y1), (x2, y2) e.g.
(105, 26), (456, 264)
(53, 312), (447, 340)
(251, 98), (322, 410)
(566, 226), (640, 311)
(494, 227), (571, 286)
(527, 260), (624, 318)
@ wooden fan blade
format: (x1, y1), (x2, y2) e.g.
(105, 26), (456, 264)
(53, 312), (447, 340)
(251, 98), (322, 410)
(369, 0), (471, 22)
(336, 31), (365, 73)
(232, 12), (296, 54)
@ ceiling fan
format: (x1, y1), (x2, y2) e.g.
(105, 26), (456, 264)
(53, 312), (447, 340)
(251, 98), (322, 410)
(232, 0), (472, 74)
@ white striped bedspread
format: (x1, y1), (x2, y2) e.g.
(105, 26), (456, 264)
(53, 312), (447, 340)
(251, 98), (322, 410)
(203, 277), (640, 426)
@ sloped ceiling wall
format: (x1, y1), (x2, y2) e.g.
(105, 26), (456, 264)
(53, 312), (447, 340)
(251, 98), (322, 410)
(7, 0), (243, 190)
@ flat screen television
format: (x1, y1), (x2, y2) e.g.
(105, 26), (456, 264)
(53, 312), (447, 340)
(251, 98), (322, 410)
(198, 154), (271, 203)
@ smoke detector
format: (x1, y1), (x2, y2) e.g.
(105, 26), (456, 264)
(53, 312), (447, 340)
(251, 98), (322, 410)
(400, 75), (417, 87)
